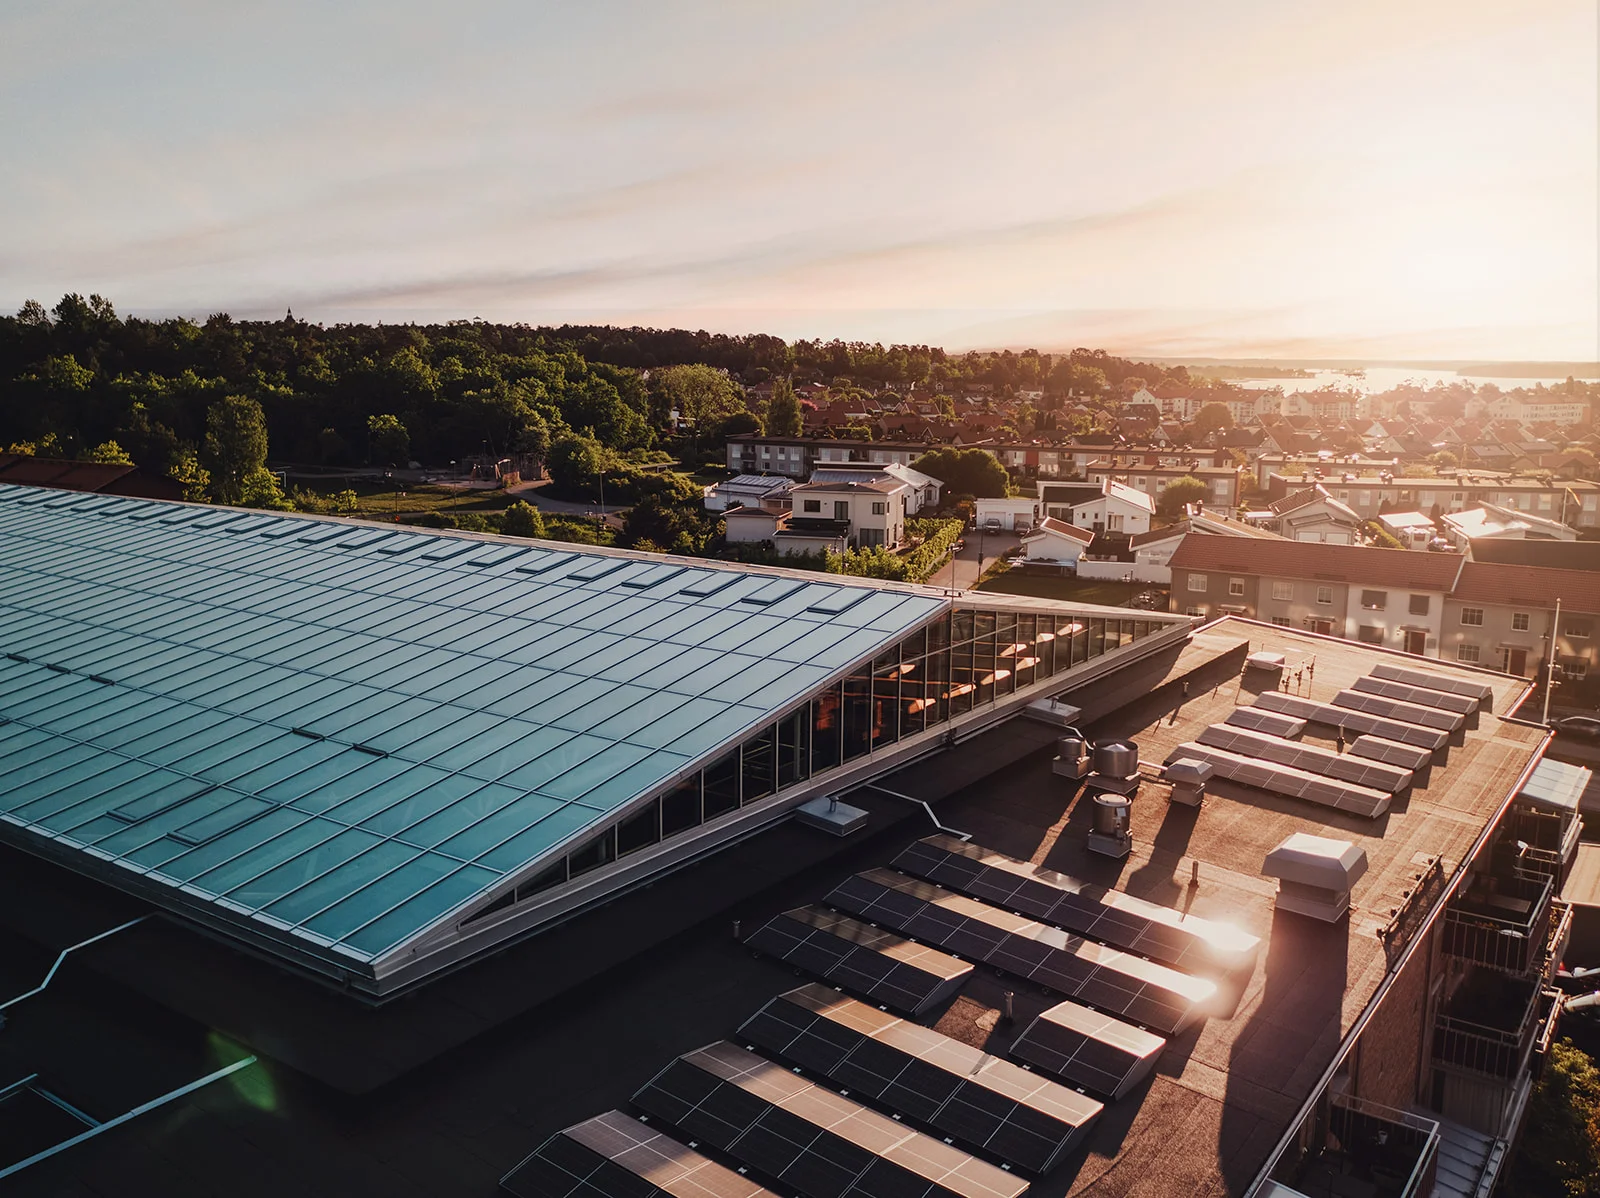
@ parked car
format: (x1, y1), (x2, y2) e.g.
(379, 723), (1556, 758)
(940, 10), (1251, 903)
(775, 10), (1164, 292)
(1556, 715), (1600, 740)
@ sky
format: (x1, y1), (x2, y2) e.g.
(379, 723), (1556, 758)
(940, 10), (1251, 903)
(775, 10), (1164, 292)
(2, 0), (1596, 360)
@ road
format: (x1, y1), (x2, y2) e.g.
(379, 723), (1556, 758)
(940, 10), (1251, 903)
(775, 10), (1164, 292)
(506, 478), (629, 516)
(927, 529), (1022, 591)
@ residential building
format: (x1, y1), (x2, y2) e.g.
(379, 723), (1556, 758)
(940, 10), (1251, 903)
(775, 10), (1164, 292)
(786, 479), (909, 549)
(973, 496), (1040, 532)
(1440, 502), (1578, 550)
(1377, 510), (1439, 550)
(1082, 459), (1241, 510)
(1443, 561), (1600, 678)
(1486, 395), (1592, 427)
(1019, 517), (1094, 568)
(1168, 536), (1463, 649)
(1262, 470), (1600, 528)
(1038, 477), (1155, 535)
(807, 461), (942, 515)
(1267, 485), (1364, 543)
(721, 506), (786, 543)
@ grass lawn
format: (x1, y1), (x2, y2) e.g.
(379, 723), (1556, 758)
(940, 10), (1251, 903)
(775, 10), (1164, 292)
(284, 475), (522, 520)
(974, 567), (1161, 609)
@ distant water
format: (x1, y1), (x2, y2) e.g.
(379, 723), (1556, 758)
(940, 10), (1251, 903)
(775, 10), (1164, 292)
(1232, 366), (1599, 396)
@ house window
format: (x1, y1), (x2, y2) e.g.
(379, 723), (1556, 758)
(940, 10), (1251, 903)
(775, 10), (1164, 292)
(1271, 581), (1293, 601)
(1228, 578), (1245, 597)
(1108, 514), (1124, 531)
(1185, 606), (1206, 617)
(1512, 612), (1530, 632)
(1360, 590), (1387, 610)
(1566, 621), (1593, 639)
(1271, 616), (1291, 627)
(871, 502), (886, 515)
(803, 500), (821, 513)
(1409, 595), (1429, 616)
(1357, 625), (1384, 644)
(1316, 586), (1334, 605)
(1460, 608), (1484, 627)
(1457, 643), (1481, 663)
(1187, 575), (1208, 593)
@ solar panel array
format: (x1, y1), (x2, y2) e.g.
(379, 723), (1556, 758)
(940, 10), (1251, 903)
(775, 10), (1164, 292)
(1008, 1000), (1167, 1101)
(1370, 662), (1494, 707)
(824, 869), (1215, 1035)
(632, 1042), (1029, 1198)
(1350, 676), (1478, 717)
(1195, 725), (1411, 795)
(892, 835), (1260, 976)
(1331, 689), (1463, 734)
(743, 907), (973, 1015)
(1348, 735), (1434, 773)
(1223, 708), (1306, 738)
(0, 484), (948, 977)
(1252, 691), (1447, 752)
(740, 984), (1102, 1174)
(502, 1111), (780, 1198)
(1164, 743), (1391, 818)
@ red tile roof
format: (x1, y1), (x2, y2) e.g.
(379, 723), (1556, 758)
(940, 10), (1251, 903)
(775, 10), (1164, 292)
(1168, 535), (1465, 590)
(1035, 516), (1094, 544)
(1451, 561), (1600, 615)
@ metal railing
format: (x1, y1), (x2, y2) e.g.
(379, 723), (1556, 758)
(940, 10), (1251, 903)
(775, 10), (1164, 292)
(1442, 873), (1554, 975)
(1328, 1094), (1441, 1198)
(0, 915), (149, 1018)
(1433, 985), (1541, 1080)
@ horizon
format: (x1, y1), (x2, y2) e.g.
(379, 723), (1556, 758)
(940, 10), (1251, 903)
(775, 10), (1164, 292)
(4, 1), (1596, 360)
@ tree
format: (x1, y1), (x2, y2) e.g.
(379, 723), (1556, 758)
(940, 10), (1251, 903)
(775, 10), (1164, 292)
(546, 432), (606, 499)
(913, 448), (1010, 499)
(621, 493), (711, 554)
(1190, 403), (1234, 439)
(1429, 449), (1460, 470)
(169, 452), (211, 502)
(501, 500), (547, 538)
(367, 413), (410, 465)
(1157, 476), (1211, 518)
(1504, 1038), (1600, 1197)
(203, 395), (270, 503)
(87, 440), (134, 465)
(652, 364), (747, 428)
(238, 467), (294, 511)
(766, 377), (803, 437)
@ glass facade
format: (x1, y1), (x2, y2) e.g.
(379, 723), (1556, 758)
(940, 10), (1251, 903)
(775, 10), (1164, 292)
(475, 604), (1171, 916)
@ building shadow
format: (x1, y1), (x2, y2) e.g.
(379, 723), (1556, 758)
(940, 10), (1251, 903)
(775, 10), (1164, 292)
(1218, 906), (1350, 1194)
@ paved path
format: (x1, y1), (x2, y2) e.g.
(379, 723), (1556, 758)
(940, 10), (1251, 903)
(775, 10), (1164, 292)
(926, 529), (1021, 591)
(506, 479), (629, 516)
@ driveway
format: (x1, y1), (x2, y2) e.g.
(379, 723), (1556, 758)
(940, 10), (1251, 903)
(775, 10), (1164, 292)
(927, 529), (1022, 590)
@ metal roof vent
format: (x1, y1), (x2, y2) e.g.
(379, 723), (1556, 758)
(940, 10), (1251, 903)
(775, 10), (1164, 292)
(1053, 735), (1090, 780)
(1262, 833), (1368, 922)
(1164, 757), (1213, 808)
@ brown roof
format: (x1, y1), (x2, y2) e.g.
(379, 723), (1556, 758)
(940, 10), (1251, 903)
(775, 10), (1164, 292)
(1451, 561), (1600, 615)
(1034, 516), (1094, 544)
(1168, 535), (1466, 590)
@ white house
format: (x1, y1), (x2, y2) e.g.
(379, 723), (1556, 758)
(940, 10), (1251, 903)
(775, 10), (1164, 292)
(1056, 479), (1155, 535)
(1021, 518), (1094, 567)
(1441, 503), (1578, 551)
(722, 507), (785, 543)
(1270, 486), (1363, 543)
(808, 461), (942, 515)
(1376, 510), (1439, 550)
(787, 479), (909, 549)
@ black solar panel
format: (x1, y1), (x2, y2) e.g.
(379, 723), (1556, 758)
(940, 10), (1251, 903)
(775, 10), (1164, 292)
(1195, 724), (1412, 794)
(743, 907), (972, 1015)
(824, 870), (1215, 1036)
(1331, 689), (1463, 733)
(740, 986), (1102, 1174)
(1164, 742), (1392, 818)
(1350, 675), (1478, 716)
(1370, 661), (1494, 708)
(891, 837), (1260, 977)
(633, 1045), (1027, 1198)
(1008, 1000), (1167, 1100)
(1252, 691), (1448, 752)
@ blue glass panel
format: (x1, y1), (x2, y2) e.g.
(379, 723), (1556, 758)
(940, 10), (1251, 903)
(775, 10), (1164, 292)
(475, 802), (598, 871)
(263, 841), (422, 924)
(338, 864), (501, 956)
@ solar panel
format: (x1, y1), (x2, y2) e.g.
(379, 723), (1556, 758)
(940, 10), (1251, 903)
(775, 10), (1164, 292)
(892, 835), (1260, 977)
(824, 870), (1215, 1035)
(1330, 689), (1463, 734)
(1251, 691), (1448, 752)
(1370, 661), (1495, 708)
(1164, 743), (1392, 818)
(1008, 1000), (1166, 1101)
(633, 1043), (1029, 1198)
(1195, 724), (1412, 795)
(502, 1111), (781, 1198)
(1350, 676), (1478, 717)
(741, 984), (1102, 1174)
(743, 906), (973, 1015)
(1223, 708), (1306, 738)
(1348, 735), (1433, 772)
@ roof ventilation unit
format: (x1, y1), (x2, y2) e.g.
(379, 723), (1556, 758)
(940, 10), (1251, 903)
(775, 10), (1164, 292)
(1053, 733), (1090, 779)
(1164, 757), (1213, 807)
(794, 793), (868, 836)
(1262, 833), (1368, 922)
(1026, 697), (1084, 729)
(1086, 739), (1139, 858)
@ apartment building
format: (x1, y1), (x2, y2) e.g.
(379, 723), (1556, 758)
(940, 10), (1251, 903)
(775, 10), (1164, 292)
(1443, 562), (1600, 679)
(1083, 459), (1241, 510)
(1262, 469), (1600, 528)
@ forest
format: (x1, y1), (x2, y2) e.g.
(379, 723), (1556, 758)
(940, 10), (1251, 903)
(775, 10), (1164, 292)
(0, 294), (1192, 496)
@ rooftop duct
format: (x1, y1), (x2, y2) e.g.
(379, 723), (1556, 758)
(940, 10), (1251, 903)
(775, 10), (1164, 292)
(1262, 833), (1368, 922)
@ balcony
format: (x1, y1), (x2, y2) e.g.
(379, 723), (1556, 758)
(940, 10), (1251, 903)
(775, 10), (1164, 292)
(1494, 804), (1581, 890)
(1273, 1095), (1440, 1198)
(1433, 967), (1542, 1082)
(1442, 871), (1553, 975)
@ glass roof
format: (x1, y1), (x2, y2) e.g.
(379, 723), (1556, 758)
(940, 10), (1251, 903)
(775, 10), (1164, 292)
(0, 484), (945, 969)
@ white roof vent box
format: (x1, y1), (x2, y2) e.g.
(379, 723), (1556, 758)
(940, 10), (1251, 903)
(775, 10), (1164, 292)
(1262, 833), (1369, 922)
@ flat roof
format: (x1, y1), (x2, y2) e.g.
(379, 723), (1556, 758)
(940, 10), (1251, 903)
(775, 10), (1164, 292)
(0, 619), (1547, 1197)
